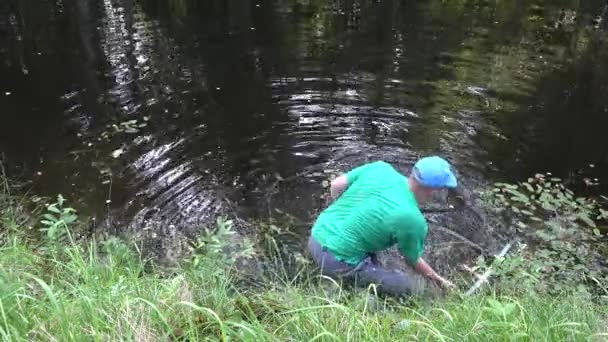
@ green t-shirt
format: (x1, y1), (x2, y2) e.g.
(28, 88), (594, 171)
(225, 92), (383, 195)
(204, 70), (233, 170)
(311, 161), (428, 265)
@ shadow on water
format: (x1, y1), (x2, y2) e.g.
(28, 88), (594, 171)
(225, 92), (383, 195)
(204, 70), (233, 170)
(1, 0), (608, 267)
(479, 28), (608, 196)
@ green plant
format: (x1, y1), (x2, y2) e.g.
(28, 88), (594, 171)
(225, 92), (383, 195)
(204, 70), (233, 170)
(484, 298), (517, 322)
(188, 217), (256, 269)
(0, 185), (606, 341)
(485, 173), (606, 227)
(480, 174), (608, 295)
(39, 195), (78, 254)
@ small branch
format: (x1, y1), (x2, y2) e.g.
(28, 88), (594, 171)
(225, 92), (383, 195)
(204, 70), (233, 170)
(460, 265), (485, 281)
(435, 226), (485, 254)
(465, 242), (513, 296)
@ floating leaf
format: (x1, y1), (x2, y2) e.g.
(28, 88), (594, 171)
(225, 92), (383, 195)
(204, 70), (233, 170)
(111, 149), (125, 158)
(521, 210), (534, 216)
(120, 120), (138, 126)
(593, 229), (601, 236)
(577, 214), (596, 228)
(511, 196), (529, 203)
(505, 188), (527, 197)
(541, 203), (557, 211)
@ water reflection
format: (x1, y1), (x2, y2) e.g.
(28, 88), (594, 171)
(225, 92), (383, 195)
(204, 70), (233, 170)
(1, 0), (608, 257)
(481, 33), (608, 194)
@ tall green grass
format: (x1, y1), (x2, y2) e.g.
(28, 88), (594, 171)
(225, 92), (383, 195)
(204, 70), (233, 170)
(0, 232), (605, 341)
(0, 177), (606, 341)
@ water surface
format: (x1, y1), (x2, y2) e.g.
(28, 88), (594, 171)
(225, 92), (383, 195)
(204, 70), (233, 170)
(1, 0), (608, 263)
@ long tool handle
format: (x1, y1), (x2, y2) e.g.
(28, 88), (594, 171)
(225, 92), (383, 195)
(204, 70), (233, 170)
(464, 242), (512, 296)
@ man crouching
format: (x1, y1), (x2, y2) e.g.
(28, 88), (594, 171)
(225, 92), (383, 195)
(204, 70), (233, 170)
(308, 156), (458, 296)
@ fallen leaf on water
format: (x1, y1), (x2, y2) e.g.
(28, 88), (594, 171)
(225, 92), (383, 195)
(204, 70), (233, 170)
(111, 148), (124, 158)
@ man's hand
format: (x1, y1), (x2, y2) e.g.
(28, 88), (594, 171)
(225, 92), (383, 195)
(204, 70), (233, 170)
(434, 276), (456, 290)
(414, 258), (456, 290)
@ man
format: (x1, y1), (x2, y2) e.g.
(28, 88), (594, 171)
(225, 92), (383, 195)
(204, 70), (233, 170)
(308, 156), (459, 296)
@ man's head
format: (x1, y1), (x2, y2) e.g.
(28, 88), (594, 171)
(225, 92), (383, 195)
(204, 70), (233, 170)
(408, 156), (458, 204)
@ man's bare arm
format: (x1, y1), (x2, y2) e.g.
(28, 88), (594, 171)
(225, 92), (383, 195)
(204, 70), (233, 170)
(330, 175), (349, 200)
(414, 258), (455, 289)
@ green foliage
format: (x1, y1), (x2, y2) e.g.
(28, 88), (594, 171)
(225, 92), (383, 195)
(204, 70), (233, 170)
(484, 298), (517, 321)
(480, 173), (608, 295)
(39, 195), (78, 254)
(254, 213), (312, 278)
(0, 191), (606, 340)
(0, 232), (604, 341)
(188, 217), (256, 269)
(487, 173), (605, 227)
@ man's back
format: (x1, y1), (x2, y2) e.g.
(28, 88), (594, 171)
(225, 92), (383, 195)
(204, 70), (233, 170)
(311, 161), (428, 266)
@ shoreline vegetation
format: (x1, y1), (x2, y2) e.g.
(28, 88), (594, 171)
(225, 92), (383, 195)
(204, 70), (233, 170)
(0, 176), (607, 341)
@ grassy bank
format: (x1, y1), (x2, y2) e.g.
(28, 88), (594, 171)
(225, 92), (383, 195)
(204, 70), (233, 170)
(0, 234), (606, 341)
(0, 189), (606, 340)
(0, 233), (605, 339)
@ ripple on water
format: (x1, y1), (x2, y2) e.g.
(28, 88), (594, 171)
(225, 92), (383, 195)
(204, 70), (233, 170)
(125, 139), (229, 228)
(272, 76), (417, 161)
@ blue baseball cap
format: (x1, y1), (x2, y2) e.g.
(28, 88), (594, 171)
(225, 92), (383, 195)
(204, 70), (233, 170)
(412, 156), (458, 189)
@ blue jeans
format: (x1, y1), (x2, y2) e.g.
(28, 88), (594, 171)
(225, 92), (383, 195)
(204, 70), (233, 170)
(307, 235), (417, 297)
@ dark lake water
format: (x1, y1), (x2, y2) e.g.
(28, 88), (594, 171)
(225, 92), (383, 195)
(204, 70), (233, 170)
(1, 0), (608, 262)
